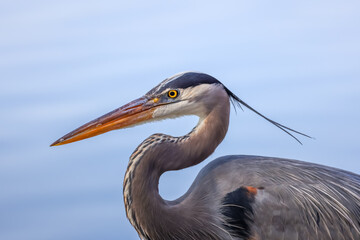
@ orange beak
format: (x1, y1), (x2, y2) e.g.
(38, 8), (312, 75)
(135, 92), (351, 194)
(50, 96), (156, 146)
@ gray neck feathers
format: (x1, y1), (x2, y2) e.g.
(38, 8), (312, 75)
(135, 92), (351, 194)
(123, 95), (230, 239)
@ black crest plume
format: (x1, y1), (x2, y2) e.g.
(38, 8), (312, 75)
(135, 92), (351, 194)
(223, 86), (312, 144)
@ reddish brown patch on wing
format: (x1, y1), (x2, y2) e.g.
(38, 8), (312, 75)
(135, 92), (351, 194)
(249, 233), (260, 240)
(245, 186), (258, 196)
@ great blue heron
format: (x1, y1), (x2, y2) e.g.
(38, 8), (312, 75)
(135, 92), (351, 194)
(51, 72), (360, 240)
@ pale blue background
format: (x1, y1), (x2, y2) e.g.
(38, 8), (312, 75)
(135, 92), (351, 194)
(1, 1), (359, 239)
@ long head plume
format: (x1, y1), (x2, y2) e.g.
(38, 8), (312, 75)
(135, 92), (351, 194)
(224, 86), (312, 145)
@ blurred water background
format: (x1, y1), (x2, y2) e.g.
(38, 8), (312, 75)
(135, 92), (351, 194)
(1, 1), (359, 239)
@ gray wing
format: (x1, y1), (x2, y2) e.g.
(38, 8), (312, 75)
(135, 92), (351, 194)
(192, 155), (360, 240)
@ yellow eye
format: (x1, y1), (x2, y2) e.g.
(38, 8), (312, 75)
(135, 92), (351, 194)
(167, 90), (178, 98)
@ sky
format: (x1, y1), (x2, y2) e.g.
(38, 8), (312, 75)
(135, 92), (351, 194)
(1, 1), (360, 239)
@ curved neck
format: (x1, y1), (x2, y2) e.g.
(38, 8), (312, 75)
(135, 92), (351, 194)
(124, 98), (230, 239)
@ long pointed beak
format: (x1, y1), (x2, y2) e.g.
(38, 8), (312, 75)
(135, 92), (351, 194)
(50, 96), (156, 146)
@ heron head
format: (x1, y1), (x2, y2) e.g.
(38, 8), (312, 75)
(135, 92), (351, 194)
(145, 72), (231, 120)
(50, 72), (229, 146)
